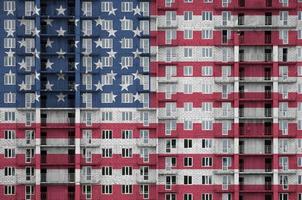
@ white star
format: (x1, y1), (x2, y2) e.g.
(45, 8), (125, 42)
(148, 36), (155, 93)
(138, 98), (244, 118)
(82, 29), (91, 36)
(74, 84), (79, 91)
(120, 61), (129, 70)
(6, 49), (15, 57)
(6, 29), (15, 37)
(32, 49), (40, 59)
(44, 18), (53, 26)
(18, 39), (27, 48)
(45, 59), (54, 69)
(94, 59), (103, 69)
(108, 8), (117, 16)
(94, 81), (103, 91)
(95, 18), (103, 27)
(133, 92), (141, 102)
(56, 48), (66, 59)
(6, 9), (14, 16)
(35, 71), (40, 80)
(19, 81), (28, 91)
(46, 38), (54, 48)
(45, 81), (54, 91)
(57, 70), (65, 80)
(133, 49), (141, 58)
(94, 38), (102, 48)
(75, 19), (79, 26)
(19, 19), (27, 26)
(107, 49), (117, 58)
(120, 16), (128, 24)
(133, 6), (141, 15)
(107, 29), (117, 37)
(120, 83), (130, 91)
(82, 50), (91, 56)
(56, 5), (66, 16)
(111, 92), (117, 102)
(132, 70), (141, 80)
(18, 59), (27, 70)
(32, 28), (40, 37)
(108, 70), (117, 80)
(35, 93), (40, 102)
(74, 41), (79, 48)
(133, 27), (142, 37)
(34, 6), (40, 15)
(56, 27), (66, 36)
(56, 93), (66, 102)
(74, 62), (79, 70)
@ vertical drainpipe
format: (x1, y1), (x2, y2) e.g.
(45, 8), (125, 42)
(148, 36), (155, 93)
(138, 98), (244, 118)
(35, 0), (41, 199)
(272, 45), (279, 200)
(74, 0), (81, 199)
(233, 31), (240, 200)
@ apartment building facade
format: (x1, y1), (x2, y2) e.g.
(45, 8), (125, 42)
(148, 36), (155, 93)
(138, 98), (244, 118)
(0, 0), (302, 200)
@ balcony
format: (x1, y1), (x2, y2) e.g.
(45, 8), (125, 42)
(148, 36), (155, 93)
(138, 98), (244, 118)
(158, 77), (178, 84)
(136, 174), (157, 184)
(278, 110), (296, 119)
(157, 21), (178, 29)
(239, 109), (272, 119)
(41, 155), (75, 166)
(278, 77), (297, 83)
(136, 139), (157, 147)
(40, 138), (75, 147)
(239, 123), (272, 137)
(41, 173), (75, 184)
(239, 77), (273, 83)
(214, 110), (234, 119)
(214, 77), (234, 83)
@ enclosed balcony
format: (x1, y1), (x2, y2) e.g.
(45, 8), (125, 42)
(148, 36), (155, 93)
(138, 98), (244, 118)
(239, 122), (272, 137)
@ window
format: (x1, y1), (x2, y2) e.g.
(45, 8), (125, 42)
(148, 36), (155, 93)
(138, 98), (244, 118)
(201, 139), (212, 149)
(122, 130), (132, 139)
(298, 157), (302, 167)
(4, 112), (15, 121)
(201, 47), (213, 58)
(122, 148), (132, 158)
(82, 20), (92, 36)
(102, 185), (112, 194)
(279, 193), (288, 200)
(184, 139), (193, 148)
(184, 29), (193, 39)
(121, 185), (132, 194)
(4, 38), (15, 49)
(122, 166), (132, 175)
(102, 130), (112, 139)
(82, 185), (92, 199)
(184, 102), (193, 111)
(184, 66), (193, 76)
(101, 112), (113, 121)
(202, 157), (213, 167)
(184, 48), (193, 58)
(184, 120), (193, 130)
(202, 11), (213, 21)
(202, 66), (213, 76)
(4, 185), (15, 195)
(201, 84), (212, 94)
(102, 149), (112, 158)
(184, 157), (193, 167)
(101, 93), (115, 104)
(121, 18), (133, 30)
(4, 167), (15, 176)
(101, 166), (112, 176)
(4, 148), (15, 158)
(101, 20), (113, 30)
(184, 176), (192, 184)
(4, 130), (15, 140)
(82, 1), (92, 16)
(121, 2), (133, 12)
(201, 175), (212, 184)
(202, 102), (213, 112)
(24, 1), (34, 16)
(184, 84), (193, 94)
(184, 194), (193, 200)
(121, 57), (133, 68)
(4, 71), (15, 85)
(202, 29), (213, 39)
(184, 11), (193, 21)
(101, 2), (113, 12)
(4, 1), (15, 15)
(122, 112), (132, 121)
(202, 120), (213, 130)
(121, 38), (133, 49)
